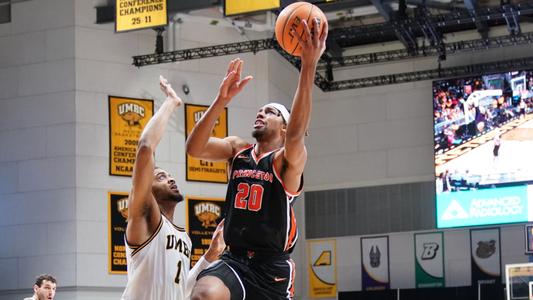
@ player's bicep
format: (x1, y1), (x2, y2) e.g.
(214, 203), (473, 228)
(195, 136), (245, 161)
(282, 140), (307, 173)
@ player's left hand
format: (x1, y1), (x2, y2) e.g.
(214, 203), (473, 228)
(159, 75), (183, 107)
(204, 219), (226, 263)
(294, 18), (328, 67)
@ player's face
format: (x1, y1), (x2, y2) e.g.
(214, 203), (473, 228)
(152, 168), (183, 203)
(34, 280), (56, 300)
(252, 105), (285, 140)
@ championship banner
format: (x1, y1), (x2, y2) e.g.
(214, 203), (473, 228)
(470, 228), (501, 285)
(108, 96), (153, 177)
(307, 239), (337, 298)
(414, 232), (445, 288)
(224, 0), (280, 16)
(186, 196), (225, 267)
(108, 191), (129, 274)
(185, 104), (228, 183)
(361, 236), (390, 291)
(115, 0), (168, 32)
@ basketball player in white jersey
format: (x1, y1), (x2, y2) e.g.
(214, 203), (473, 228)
(122, 76), (225, 300)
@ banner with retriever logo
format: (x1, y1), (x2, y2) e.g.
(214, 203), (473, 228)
(361, 236), (390, 291)
(308, 239), (337, 298)
(185, 104), (228, 183)
(470, 228), (501, 285)
(415, 232), (445, 288)
(108, 96), (153, 176)
(186, 196), (225, 267)
(108, 191), (129, 274)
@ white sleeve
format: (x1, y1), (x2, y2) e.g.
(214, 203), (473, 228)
(184, 256), (214, 298)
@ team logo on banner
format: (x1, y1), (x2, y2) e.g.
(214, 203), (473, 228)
(308, 239), (336, 298)
(361, 236), (390, 291)
(185, 104), (228, 183)
(108, 191), (129, 274)
(108, 96), (153, 177)
(186, 196), (224, 267)
(415, 232), (445, 288)
(470, 228), (501, 285)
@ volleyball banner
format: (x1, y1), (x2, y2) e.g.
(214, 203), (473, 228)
(308, 239), (337, 298)
(108, 191), (129, 274)
(185, 104), (228, 183)
(470, 228), (501, 285)
(186, 196), (225, 267)
(361, 236), (390, 290)
(414, 232), (445, 288)
(108, 96), (153, 177)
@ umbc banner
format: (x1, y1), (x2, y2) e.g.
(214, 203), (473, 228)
(185, 104), (228, 183)
(108, 96), (153, 177)
(108, 191), (129, 274)
(186, 196), (224, 267)
(115, 0), (168, 32)
(436, 185), (532, 228)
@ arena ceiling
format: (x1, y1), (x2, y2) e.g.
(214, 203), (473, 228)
(96, 0), (533, 91)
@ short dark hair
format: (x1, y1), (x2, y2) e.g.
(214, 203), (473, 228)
(34, 274), (57, 287)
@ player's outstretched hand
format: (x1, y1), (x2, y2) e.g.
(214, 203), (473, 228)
(293, 18), (328, 66)
(217, 58), (253, 104)
(204, 219), (226, 263)
(159, 75), (183, 107)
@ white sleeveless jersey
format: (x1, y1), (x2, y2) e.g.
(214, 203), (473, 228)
(122, 215), (192, 300)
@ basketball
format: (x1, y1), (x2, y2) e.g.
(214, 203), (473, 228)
(274, 2), (327, 57)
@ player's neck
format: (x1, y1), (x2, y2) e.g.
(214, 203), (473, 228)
(254, 139), (283, 156)
(159, 203), (176, 221)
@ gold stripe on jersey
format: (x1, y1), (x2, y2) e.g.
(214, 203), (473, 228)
(130, 217), (164, 257)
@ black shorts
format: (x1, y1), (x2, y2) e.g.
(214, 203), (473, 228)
(493, 145), (500, 156)
(197, 251), (295, 300)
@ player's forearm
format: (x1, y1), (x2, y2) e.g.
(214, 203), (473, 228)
(139, 99), (179, 149)
(184, 256), (212, 298)
(186, 97), (227, 156)
(286, 64), (315, 141)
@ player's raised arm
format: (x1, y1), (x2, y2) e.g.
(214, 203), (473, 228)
(185, 59), (253, 161)
(278, 19), (328, 189)
(126, 76), (183, 246)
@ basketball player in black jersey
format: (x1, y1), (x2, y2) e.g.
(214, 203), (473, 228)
(186, 18), (327, 300)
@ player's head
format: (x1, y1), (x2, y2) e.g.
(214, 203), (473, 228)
(252, 102), (290, 142)
(33, 274), (56, 300)
(152, 167), (183, 204)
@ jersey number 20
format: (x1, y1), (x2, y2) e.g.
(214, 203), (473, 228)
(234, 183), (264, 211)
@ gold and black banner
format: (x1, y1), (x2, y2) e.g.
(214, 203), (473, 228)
(224, 0), (280, 16)
(115, 0), (168, 32)
(108, 191), (129, 274)
(186, 196), (225, 267)
(185, 104), (228, 183)
(108, 96), (153, 177)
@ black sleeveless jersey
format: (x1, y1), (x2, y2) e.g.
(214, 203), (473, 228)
(223, 145), (301, 254)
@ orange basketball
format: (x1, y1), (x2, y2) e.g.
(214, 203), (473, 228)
(274, 2), (327, 57)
